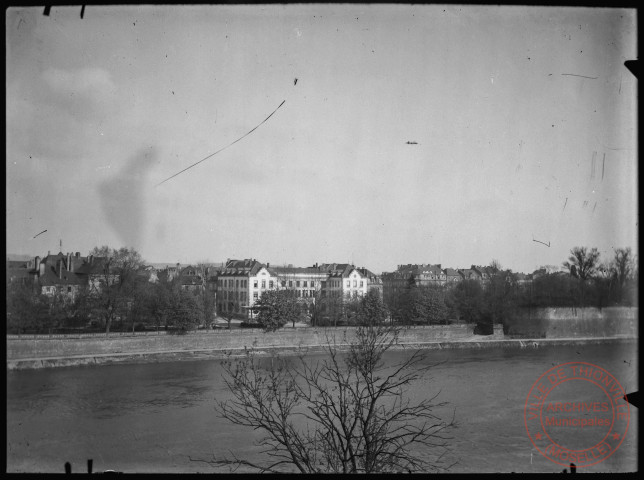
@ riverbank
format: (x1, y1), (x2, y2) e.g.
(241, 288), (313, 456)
(6, 335), (636, 370)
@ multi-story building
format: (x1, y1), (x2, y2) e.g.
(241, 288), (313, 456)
(74, 254), (118, 294)
(458, 267), (482, 282)
(216, 259), (275, 317)
(6, 258), (35, 287)
(443, 268), (462, 284)
(393, 264), (447, 287)
(357, 267), (383, 299)
(381, 264), (447, 315)
(26, 251), (115, 301)
(319, 263), (369, 300)
(471, 265), (497, 283)
(215, 259), (379, 319)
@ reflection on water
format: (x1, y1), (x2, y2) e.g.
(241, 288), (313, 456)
(7, 343), (637, 473)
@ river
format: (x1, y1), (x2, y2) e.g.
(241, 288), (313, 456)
(6, 342), (638, 473)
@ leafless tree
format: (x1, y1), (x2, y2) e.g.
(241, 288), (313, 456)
(563, 246), (600, 281)
(611, 248), (635, 288)
(195, 261), (217, 327)
(489, 259), (502, 273)
(210, 323), (457, 473)
(88, 246), (144, 336)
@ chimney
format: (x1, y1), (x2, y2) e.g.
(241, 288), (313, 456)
(89, 255), (94, 265)
(34, 256), (40, 272)
(266, 262), (270, 268)
(57, 259), (64, 278)
(75, 252), (80, 258)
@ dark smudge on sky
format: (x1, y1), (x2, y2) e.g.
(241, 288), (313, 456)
(100, 147), (156, 249)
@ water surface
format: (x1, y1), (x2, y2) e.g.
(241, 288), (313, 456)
(7, 343), (637, 473)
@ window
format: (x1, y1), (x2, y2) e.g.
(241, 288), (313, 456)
(253, 292), (258, 299)
(321, 281), (326, 288)
(353, 280), (357, 287)
(303, 281), (308, 287)
(310, 290), (314, 297)
(359, 281), (363, 287)
(236, 280), (239, 288)
(261, 280), (266, 288)
(296, 281), (300, 287)
(346, 281), (350, 288)
(311, 281), (315, 287)
(67, 286), (72, 293)
(254, 280), (258, 288)
(281, 280), (286, 287)
(269, 280), (274, 289)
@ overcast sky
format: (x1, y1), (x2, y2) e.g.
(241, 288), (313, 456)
(6, 5), (637, 274)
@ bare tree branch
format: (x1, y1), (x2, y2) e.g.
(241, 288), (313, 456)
(215, 323), (457, 473)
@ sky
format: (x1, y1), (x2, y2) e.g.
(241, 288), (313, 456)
(6, 5), (638, 274)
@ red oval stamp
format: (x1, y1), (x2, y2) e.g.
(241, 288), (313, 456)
(524, 362), (630, 468)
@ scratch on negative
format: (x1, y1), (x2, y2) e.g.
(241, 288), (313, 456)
(563, 197), (568, 212)
(561, 73), (598, 79)
(155, 100), (286, 187)
(602, 153), (605, 181)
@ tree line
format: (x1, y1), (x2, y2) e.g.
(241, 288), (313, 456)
(6, 245), (637, 335)
(383, 247), (638, 333)
(6, 246), (216, 336)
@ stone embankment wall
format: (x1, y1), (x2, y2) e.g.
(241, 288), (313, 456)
(7, 307), (638, 370)
(6, 324), (502, 363)
(504, 307), (638, 338)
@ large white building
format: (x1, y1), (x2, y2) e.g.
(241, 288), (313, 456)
(215, 259), (377, 319)
(216, 259), (274, 317)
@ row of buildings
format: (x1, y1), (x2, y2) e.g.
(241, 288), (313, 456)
(7, 252), (544, 320)
(215, 259), (381, 317)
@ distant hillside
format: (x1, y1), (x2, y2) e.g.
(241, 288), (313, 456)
(147, 262), (225, 270)
(6, 253), (34, 261)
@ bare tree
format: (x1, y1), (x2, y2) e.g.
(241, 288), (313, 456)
(211, 323), (456, 473)
(563, 246), (600, 281)
(195, 261), (217, 327)
(489, 259), (502, 273)
(87, 246), (144, 336)
(611, 248), (634, 290)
